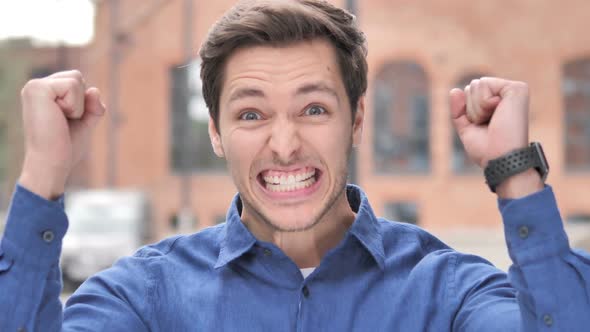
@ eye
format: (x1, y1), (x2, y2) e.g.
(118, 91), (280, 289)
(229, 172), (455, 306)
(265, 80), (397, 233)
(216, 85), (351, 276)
(304, 105), (327, 116)
(239, 111), (262, 121)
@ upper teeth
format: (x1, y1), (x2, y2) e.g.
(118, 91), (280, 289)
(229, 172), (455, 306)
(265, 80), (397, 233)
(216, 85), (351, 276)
(263, 170), (315, 185)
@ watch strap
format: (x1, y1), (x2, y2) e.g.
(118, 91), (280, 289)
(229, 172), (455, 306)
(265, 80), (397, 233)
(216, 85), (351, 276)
(484, 143), (546, 192)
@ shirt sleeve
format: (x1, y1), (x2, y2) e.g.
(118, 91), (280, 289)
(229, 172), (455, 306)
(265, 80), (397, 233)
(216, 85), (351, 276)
(0, 184), (152, 332)
(451, 185), (590, 332)
(61, 252), (154, 331)
(498, 185), (590, 331)
(0, 184), (68, 332)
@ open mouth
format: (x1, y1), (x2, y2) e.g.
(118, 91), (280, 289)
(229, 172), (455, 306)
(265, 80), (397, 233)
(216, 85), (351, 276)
(258, 167), (320, 193)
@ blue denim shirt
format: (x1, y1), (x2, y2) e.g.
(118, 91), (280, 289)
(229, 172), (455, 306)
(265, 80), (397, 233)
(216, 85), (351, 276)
(1, 184), (590, 331)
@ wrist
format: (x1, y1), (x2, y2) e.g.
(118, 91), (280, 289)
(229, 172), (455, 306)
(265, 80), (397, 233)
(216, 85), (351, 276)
(495, 168), (544, 199)
(484, 142), (549, 194)
(19, 157), (68, 200)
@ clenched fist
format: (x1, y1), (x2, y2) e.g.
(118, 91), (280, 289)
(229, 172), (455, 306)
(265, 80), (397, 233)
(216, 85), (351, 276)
(18, 70), (106, 200)
(449, 77), (543, 198)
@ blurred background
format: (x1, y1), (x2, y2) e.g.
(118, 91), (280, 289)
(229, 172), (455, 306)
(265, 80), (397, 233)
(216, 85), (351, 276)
(1, 0), (590, 291)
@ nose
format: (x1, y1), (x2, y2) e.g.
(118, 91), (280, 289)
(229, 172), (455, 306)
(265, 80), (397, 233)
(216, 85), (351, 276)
(268, 117), (301, 165)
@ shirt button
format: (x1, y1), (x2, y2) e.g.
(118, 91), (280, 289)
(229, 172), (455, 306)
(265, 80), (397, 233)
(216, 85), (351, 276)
(18, 327), (27, 332)
(518, 226), (529, 239)
(42, 230), (55, 243)
(302, 285), (310, 298)
(543, 314), (553, 327)
(263, 248), (272, 257)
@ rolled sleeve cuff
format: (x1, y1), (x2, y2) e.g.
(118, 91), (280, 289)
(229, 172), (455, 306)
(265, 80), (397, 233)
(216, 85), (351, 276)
(498, 185), (569, 266)
(1, 183), (68, 269)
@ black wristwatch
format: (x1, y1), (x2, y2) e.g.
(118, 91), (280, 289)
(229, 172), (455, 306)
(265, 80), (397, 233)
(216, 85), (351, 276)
(484, 142), (549, 193)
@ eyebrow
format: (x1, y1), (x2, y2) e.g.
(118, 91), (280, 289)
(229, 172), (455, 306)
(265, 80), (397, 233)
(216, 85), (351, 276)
(295, 82), (339, 101)
(227, 82), (340, 104)
(227, 88), (266, 104)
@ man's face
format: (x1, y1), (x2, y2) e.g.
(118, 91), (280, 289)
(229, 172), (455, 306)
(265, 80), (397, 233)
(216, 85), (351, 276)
(210, 39), (364, 232)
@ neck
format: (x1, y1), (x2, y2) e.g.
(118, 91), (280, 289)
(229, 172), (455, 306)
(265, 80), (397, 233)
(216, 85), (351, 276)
(243, 193), (356, 269)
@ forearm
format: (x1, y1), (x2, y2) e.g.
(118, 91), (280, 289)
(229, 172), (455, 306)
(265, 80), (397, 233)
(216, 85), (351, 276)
(500, 186), (590, 331)
(0, 184), (68, 331)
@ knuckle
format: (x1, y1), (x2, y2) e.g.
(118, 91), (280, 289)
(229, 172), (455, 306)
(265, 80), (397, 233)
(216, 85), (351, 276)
(21, 79), (44, 98)
(69, 77), (80, 87)
(70, 69), (83, 81)
(480, 77), (494, 85)
(65, 77), (83, 92)
(513, 81), (529, 93)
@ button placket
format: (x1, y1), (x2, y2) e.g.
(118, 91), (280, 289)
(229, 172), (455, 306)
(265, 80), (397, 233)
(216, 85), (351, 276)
(302, 285), (310, 298)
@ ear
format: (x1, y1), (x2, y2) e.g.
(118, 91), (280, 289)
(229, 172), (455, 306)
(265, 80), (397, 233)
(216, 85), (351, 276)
(208, 117), (225, 158)
(352, 96), (365, 148)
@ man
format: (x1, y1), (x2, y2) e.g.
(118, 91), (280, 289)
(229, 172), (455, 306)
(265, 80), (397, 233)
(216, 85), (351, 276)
(1, 0), (589, 331)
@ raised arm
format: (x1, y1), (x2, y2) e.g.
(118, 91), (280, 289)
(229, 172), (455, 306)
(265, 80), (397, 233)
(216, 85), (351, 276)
(449, 77), (590, 331)
(0, 71), (144, 331)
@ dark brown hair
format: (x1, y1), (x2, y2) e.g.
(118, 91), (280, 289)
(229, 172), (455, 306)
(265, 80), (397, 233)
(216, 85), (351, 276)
(199, 0), (368, 130)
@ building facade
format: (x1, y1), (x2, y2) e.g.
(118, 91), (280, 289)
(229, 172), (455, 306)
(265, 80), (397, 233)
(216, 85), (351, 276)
(76, 0), (590, 243)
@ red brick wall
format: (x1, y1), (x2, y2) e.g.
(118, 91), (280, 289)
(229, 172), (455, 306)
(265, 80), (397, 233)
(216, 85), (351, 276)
(79, 0), (590, 239)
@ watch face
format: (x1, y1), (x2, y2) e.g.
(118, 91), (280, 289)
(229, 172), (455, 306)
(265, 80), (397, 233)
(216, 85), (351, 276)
(532, 142), (549, 180)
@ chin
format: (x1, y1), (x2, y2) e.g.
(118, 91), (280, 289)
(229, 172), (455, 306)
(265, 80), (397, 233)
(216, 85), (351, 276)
(263, 210), (323, 232)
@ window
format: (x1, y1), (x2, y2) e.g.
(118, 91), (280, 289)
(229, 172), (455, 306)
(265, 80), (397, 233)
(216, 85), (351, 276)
(170, 59), (226, 172)
(373, 61), (430, 173)
(451, 73), (488, 173)
(383, 201), (418, 225)
(563, 58), (590, 170)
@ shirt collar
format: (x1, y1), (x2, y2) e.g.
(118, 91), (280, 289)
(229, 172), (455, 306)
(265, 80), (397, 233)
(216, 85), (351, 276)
(215, 184), (385, 270)
(345, 184), (386, 270)
(214, 195), (257, 269)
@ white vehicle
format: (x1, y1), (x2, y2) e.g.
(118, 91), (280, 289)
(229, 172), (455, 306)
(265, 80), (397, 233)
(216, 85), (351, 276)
(61, 190), (151, 290)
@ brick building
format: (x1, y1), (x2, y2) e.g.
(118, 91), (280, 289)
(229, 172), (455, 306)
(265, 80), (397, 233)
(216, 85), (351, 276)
(75, 0), (590, 250)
